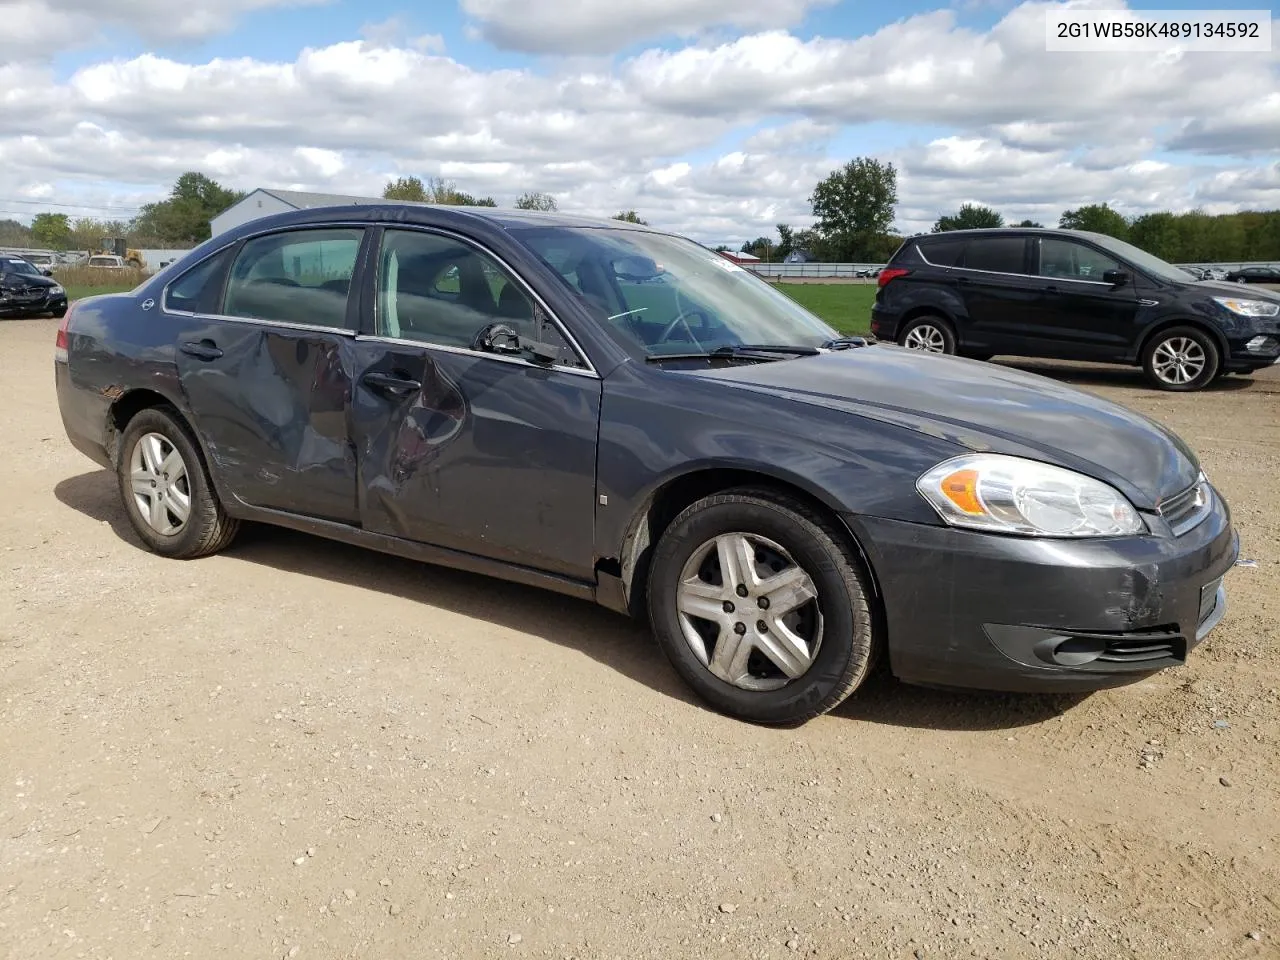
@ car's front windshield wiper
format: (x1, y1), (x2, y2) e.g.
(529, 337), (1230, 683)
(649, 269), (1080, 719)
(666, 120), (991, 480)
(645, 343), (820, 364)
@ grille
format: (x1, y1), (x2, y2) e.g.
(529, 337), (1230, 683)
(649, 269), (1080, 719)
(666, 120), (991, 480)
(1158, 476), (1212, 536)
(1046, 627), (1186, 669)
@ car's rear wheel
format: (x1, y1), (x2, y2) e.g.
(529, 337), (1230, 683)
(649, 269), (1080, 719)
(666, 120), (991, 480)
(898, 315), (956, 354)
(646, 489), (877, 725)
(115, 406), (239, 559)
(1141, 326), (1220, 391)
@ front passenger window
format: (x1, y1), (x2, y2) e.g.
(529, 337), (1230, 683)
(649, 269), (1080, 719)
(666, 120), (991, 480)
(1039, 238), (1122, 281)
(376, 229), (585, 367)
(223, 228), (362, 328)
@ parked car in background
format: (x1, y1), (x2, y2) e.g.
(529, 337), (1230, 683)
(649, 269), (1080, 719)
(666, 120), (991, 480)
(1, 256), (67, 318)
(1225, 265), (1280, 284)
(21, 252), (58, 274)
(871, 227), (1280, 391)
(87, 255), (127, 269)
(55, 204), (1239, 724)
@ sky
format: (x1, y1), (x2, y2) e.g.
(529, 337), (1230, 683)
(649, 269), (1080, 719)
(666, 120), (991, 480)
(0, 0), (1277, 247)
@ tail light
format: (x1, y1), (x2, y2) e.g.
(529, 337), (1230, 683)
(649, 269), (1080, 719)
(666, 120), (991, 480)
(878, 267), (910, 288)
(54, 304), (73, 363)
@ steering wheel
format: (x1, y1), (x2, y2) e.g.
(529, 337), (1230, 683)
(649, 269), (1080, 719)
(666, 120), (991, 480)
(654, 308), (706, 344)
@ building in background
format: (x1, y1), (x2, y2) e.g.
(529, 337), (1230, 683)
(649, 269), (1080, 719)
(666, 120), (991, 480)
(210, 188), (389, 237)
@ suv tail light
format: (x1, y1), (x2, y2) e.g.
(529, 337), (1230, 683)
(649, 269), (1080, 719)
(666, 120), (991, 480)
(54, 304), (73, 363)
(878, 267), (910, 288)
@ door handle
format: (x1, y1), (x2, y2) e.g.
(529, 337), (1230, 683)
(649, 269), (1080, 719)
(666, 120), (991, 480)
(180, 340), (223, 361)
(362, 372), (422, 395)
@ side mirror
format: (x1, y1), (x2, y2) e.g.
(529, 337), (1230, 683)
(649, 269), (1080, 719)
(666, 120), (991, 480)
(42, 269), (53, 277)
(1103, 269), (1129, 286)
(472, 322), (523, 355)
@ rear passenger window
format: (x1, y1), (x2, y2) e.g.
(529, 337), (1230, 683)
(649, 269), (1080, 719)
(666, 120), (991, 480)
(223, 228), (363, 328)
(918, 238), (967, 267)
(164, 248), (232, 313)
(963, 238), (1027, 274)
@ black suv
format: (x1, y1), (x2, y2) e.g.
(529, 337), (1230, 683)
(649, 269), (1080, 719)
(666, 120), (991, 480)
(870, 228), (1280, 390)
(0, 255), (68, 319)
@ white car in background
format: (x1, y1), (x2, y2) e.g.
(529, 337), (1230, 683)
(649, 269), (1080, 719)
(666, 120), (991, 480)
(86, 255), (127, 269)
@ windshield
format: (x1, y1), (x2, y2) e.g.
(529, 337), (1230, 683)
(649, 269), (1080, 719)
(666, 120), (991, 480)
(1088, 234), (1199, 283)
(510, 226), (840, 357)
(3, 258), (40, 277)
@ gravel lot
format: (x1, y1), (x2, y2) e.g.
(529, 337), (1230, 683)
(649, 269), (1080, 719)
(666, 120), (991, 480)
(2, 317), (1277, 960)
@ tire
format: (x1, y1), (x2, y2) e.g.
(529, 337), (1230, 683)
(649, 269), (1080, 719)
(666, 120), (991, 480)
(51, 307), (67, 319)
(646, 488), (878, 725)
(1141, 326), (1220, 392)
(898, 315), (957, 354)
(115, 406), (239, 559)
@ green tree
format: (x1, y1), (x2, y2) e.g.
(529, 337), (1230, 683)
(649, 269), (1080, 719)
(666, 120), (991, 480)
(31, 213), (72, 250)
(809, 157), (898, 261)
(933, 204), (1004, 232)
(1013, 219), (1044, 228)
(132, 172), (245, 245)
(514, 191), (557, 211)
(1127, 212), (1182, 261)
(1058, 203), (1128, 240)
(0, 218), (33, 247)
(382, 175), (496, 206)
(382, 176), (428, 201)
(612, 210), (647, 224)
(775, 224), (795, 260)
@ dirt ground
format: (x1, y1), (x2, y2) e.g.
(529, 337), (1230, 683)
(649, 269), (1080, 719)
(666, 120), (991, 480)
(1, 317), (1277, 960)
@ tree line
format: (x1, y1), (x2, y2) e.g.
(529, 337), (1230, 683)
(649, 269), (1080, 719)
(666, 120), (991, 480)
(7, 166), (1276, 265)
(735, 161), (1279, 264)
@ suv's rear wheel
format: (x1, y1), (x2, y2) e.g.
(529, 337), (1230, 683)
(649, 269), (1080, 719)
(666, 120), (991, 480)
(646, 489), (877, 725)
(898, 315), (956, 354)
(1141, 326), (1220, 391)
(115, 406), (240, 558)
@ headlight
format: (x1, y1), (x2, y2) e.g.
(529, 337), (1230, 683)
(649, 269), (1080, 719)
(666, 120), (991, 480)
(916, 454), (1145, 538)
(1213, 296), (1279, 318)
(49, 284), (64, 295)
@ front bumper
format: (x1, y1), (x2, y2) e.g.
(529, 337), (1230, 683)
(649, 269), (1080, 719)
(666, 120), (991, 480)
(848, 489), (1240, 693)
(0, 291), (66, 317)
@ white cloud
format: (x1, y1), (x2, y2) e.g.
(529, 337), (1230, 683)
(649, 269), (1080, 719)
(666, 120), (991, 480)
(460, 0), (837, 54)
(0, 0), (329, 61)
(0, 1), (1276, 246)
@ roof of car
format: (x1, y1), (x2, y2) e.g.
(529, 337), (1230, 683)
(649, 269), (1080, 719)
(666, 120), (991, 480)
(914, 227), (1106, 240)
(250, 197), (660, 235)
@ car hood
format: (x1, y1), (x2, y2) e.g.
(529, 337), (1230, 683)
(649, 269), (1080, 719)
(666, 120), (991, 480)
(2, 274), (57, 289)
(690, 346), (1201, 509)
(1192, 279), (1280, 302)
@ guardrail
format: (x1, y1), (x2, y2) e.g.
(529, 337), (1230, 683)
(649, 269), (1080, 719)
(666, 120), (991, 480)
(741, 260), (1280, 279)
(746, 263), (885, 278)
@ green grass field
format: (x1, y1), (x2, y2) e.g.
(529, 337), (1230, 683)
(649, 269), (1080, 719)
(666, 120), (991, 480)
(773, 283), (876, 335)
(63, 278), (877, 336)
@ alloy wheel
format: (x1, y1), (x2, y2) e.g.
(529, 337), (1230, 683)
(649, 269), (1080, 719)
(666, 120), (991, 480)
(128, 432), (192, 536)
(903, 323), (947, 352)
(675, 532), (823, 692)
(1151, 337), (1207, 386)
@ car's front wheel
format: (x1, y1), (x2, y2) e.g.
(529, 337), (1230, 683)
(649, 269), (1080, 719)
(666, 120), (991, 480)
(647, 489), (878, 724)
(115, 406), (240, 558)
(1141, 326), (1220, 391)
(898, 315), (956, 354)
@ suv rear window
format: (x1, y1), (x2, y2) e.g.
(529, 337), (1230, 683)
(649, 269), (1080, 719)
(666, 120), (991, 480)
(917, 237), (966, 267)
(962, 238), (1027, 274)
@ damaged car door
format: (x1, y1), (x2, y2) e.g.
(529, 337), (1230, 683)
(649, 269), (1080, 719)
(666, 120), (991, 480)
(170, 226), (367, 524)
